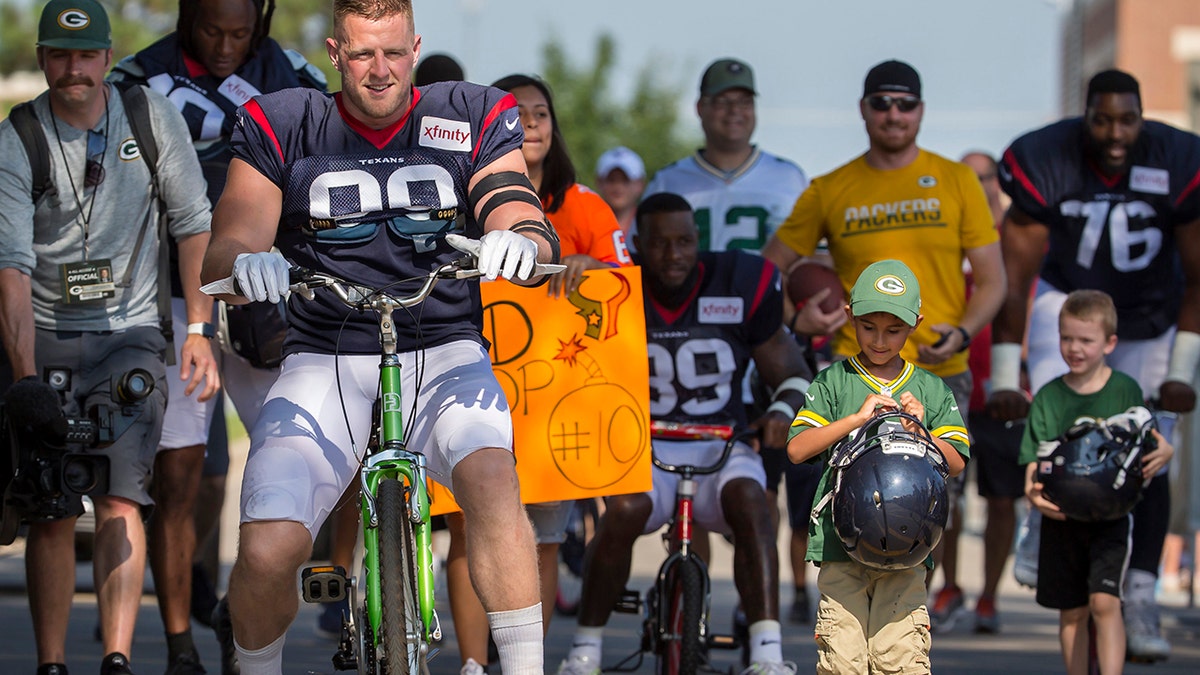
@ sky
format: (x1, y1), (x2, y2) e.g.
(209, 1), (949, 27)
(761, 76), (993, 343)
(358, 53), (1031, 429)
(410, 0), (1067, 177)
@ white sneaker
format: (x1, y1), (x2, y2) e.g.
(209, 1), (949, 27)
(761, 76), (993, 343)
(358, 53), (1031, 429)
(556, 654), (602, 675)
(1125, 601), (1171, 661)
(1012, 509), (1041, 588)
(740, 662), (798, 675)
(460, 658), (486, 675)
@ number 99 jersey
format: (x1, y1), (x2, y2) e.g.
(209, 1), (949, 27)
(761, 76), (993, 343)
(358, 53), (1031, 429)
(646, 250), (783, 428)
(999, 118), (1200, 340)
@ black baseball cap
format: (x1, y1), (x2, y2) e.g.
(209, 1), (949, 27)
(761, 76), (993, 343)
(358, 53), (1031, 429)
(863, 60), (921, 99)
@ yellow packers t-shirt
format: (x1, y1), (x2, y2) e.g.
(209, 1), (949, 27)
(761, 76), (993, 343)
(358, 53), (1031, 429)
(775, 150), (997, 377)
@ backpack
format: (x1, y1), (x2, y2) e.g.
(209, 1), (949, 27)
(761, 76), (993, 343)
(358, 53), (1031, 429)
(8, 82), (176, 363)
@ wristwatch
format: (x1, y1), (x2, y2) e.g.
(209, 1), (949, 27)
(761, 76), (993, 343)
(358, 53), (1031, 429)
(187, 322), (216, 339)
(955, 326), (972, 352)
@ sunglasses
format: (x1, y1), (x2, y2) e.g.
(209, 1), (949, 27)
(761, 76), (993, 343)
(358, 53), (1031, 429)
(866, 95), (921, 113)
(85, 129), (106, 188)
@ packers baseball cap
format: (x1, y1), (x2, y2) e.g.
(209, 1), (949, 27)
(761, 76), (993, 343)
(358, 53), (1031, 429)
(863, 59), (921, 99)
(596, 146), (646, 181)
(849, 260), (922, 326)
(700, 58), (756, 97)
(38, 0), (111, 49)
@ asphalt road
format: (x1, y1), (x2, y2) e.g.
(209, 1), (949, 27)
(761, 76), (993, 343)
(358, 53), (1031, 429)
(1, 433), (1198, 674)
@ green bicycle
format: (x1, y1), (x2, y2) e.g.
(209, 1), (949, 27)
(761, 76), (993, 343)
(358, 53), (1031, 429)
(291, 246), (562, 675)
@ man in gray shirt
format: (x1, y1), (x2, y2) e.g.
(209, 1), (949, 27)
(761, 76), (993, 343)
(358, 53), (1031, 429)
(0, 2), (217, 673)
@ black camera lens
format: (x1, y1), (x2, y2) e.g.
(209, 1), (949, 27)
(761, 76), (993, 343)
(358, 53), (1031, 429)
(62, 456), (100, 494)
(114, 368), (154, 404)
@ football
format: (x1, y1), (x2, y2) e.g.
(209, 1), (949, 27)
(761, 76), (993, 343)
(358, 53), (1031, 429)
(786, 261), (845, 313)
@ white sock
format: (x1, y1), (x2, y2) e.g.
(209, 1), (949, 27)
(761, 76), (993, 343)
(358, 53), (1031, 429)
(488, 603), (543, 675)
(1124, 568), (1157, 605)
(747, 619), (784, 664)
(567, 625), (605, 663)
(233, 633), (285, 675)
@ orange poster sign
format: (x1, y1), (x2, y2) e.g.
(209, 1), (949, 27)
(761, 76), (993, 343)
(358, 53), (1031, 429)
(429, 267), (652, 515)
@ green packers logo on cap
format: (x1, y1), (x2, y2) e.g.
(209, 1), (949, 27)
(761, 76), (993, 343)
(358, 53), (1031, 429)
(874, 274), (906, 296)
(57, 8), (91, 30)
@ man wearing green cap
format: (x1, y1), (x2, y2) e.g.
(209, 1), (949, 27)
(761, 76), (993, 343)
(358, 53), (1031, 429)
(787, 259), (969, 674)
(0, 2), (216, 673)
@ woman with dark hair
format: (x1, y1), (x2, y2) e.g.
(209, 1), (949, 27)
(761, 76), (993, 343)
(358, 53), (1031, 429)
(446, 74), (631, 675)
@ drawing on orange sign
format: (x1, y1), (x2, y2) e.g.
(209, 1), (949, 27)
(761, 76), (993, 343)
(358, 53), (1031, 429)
(429, 267), (651, 515)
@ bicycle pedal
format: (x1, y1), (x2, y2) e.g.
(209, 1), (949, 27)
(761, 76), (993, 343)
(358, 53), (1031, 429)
(614, 589), (643, 614)
(708, 633), (740, 650)
(300, 565), (349, 603)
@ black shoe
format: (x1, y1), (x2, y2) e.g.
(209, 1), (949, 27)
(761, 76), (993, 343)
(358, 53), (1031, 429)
(190, 563), (218, 629)
(211, 598), (240, 675)
(165, 650), (207, 675)
(100, 652), (134, 675)
(788, 588), (811, 624)
(36, 664), (68, 675)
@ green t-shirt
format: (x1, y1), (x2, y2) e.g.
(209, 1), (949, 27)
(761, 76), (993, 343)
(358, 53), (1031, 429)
(788, 356), (970, 565)
(1018, 370), (1144, 466)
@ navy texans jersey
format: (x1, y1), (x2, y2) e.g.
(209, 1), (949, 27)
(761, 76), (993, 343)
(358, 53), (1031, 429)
(1000, 118), (1200, 339)
(230, 83), (525, 355)
(645, 251), (783, 428)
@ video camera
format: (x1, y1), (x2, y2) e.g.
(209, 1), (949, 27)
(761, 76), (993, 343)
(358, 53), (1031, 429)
(0, 367), (155, 544)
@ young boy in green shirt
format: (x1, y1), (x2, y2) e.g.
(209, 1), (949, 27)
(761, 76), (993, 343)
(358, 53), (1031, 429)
(1021, 289), (1174, 674)
(787, 259), (969, 674)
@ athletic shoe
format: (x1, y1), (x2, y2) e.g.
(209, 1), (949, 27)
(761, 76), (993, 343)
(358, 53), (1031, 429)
(100, 653), (134, 675)
(460, 658), (487, 675)
(36, 665), (68, 675)
(1013, 509), (1040, 588)
(556, 654), (602, 675)
(929, 586), (964, 632)
(165, 650), (207, 675)
(1125, 601), (1170, 662)
(973, 595), (999, 634)
(788, 587), (811, 625)
(740, 661), (798, 675)
(316, 598), (348, 640)
(211, 598), (240, 675)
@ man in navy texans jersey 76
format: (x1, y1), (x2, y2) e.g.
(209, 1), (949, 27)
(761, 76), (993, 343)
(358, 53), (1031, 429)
(988, 69), (1200, 661)
(200, 0), (559, 672)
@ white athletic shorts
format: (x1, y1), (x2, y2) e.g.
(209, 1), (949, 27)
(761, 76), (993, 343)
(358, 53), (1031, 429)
(239, 340), (513, 539)
(219, 346), (280, 432)
(1027, 280), (1173, 398)
(644, 438), (767, 537)
(158, 297), (220, 450)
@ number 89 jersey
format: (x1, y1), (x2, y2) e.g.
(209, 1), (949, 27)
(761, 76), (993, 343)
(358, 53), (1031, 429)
(231, 83), (524, 355)
(646, 250), (783, 428)
(1000, 118), (1200, 339)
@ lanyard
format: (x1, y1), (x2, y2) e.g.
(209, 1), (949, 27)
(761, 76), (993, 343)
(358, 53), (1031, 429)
(50, 86), (110, 261)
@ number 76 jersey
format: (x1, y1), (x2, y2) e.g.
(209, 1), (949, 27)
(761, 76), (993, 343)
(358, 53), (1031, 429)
(645, 250), (783, 428)
(999, 118), (1200, 339)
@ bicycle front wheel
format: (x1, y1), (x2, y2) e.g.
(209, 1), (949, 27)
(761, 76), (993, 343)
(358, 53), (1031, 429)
(377, 478), (425, 675)
(656, 556), (705, 675)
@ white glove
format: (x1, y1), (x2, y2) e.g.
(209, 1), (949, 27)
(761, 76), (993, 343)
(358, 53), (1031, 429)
(477, 229), (539, 281)
(233, 251), (291, 303)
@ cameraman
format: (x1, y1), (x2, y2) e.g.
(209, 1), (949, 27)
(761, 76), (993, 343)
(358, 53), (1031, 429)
(0, 2), (218, 674)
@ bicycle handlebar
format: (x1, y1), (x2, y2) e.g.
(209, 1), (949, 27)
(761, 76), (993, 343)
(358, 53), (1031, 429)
(650, 424), (759, 477)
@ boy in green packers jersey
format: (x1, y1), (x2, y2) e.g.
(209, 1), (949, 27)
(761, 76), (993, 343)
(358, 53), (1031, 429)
(787, 259), (969, 674)
(1021, 290), (1174, 674)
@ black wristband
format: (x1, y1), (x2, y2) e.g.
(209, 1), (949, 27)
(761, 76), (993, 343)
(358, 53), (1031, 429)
(955, 326), (972, 352)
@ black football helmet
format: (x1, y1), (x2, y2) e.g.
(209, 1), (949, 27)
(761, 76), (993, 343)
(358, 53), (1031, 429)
(828, 409), (950, 570)
(1037, 406), (1153, 522)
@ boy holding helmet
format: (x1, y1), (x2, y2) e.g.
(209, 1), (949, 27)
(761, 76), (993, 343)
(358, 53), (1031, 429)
(787, 260), (969, 674)
(1022, 289), (1174, 674)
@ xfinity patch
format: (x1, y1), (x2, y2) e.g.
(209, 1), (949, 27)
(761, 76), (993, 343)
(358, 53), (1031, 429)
(698, 297), (743, 324)
(420, 116), (471, 152)
(218, 74), (261, 107)
(1129, 166), (1169, 195)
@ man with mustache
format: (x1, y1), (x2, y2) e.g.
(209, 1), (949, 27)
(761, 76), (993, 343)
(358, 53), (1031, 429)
(988, 69), (1200, 662)
(763, 59), (1005, 634)
(0, 1), (217, 674)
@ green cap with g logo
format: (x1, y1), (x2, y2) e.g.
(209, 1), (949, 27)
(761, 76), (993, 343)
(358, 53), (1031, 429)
(38, 0), (111, 50)
(849, 259), (922, 326)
